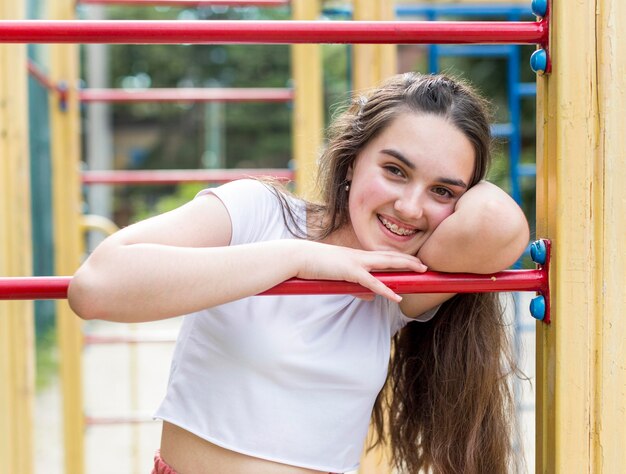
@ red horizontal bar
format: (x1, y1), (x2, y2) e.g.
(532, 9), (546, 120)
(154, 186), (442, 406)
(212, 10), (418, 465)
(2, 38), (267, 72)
(0, 270), (547, 301)
(84, 334), (176, 344)
(0, 20), (547, 45)
(0, 277), (71, 300)
(79, 87), (293, 103)
(262, 270), (548, 296)
(81, 169), (294, 185)
(85, 414), (155, 425)
(78, 0), (289, 7)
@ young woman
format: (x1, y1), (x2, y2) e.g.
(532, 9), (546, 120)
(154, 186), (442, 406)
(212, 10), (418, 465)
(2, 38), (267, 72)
(69, 73), (529, 474)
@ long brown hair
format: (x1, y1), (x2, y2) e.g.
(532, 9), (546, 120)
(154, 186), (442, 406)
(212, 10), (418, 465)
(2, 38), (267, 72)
(271, 73), (521, 472)
(380, 294), (521, 473)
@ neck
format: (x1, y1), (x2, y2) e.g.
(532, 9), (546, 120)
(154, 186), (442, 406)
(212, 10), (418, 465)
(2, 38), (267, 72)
(305, 205), (359, 248)
(321, 222), (361, 250)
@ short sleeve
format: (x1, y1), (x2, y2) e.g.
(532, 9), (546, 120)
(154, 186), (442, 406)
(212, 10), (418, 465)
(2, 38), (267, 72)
(197, 179), (287, 245)
(388, 301), (441, 335)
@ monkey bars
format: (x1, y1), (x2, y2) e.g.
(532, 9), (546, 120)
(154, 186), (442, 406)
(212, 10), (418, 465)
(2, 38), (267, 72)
(0, 19), (547, 45)
(0, 270), (545, 298)
(0, 240), (552, 322)
(77, 0), (290, 6)
(79, 87), (293, 103)
(81, 168), (293, 184)
(29, 60), (293, 104)
(1, 277), (71, 300)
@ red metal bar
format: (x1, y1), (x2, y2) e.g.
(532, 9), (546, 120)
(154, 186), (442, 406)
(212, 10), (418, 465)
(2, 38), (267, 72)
(26, 59), (57, 91)
(81, 169), (294, 185)
(0, 270), (548, 301)
(0, 20), (547, 45)
(262, 270), (549, 296)
(78, 0), (289, 7)
(79, 87), (293, 103)
(85, 414), (155, 425)
(84, 334), (176, 344)
(0, 277), (71, 300)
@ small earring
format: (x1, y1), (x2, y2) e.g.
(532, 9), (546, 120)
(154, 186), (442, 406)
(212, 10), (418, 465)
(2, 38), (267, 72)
(345, 183), (350, 192)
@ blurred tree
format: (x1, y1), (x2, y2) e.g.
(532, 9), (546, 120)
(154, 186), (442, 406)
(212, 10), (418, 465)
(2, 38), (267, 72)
(79, 5), (295, 222)
(79, 4), (535, 234)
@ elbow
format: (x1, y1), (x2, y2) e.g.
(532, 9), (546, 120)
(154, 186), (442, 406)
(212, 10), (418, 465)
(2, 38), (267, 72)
(513, 217), (531, 260)
(496, 199), (530, 256)
(483, 199), (530, 270)
(68, 268), (109, 321)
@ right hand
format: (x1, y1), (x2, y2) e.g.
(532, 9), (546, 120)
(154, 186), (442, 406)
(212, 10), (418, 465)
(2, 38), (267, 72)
(292, 240), (428, 303)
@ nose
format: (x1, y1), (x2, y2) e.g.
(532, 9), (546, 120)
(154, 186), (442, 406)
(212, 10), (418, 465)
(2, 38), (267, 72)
(393, 187), (426, 222)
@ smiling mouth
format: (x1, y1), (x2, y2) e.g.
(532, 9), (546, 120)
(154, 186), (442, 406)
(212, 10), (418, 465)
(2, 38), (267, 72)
(377, 215), (418, 237)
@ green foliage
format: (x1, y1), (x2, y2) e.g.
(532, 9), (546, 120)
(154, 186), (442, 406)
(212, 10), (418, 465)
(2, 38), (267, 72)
(94, 4), (294, 169)
(130, 183), (207, 223)
(82, 5), (536, 233)
(35, 326), (58, 390)
(82, 6), (295, 222)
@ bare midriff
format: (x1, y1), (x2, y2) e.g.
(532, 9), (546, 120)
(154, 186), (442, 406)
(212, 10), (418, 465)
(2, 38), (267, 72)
(159, 421), (331, 474)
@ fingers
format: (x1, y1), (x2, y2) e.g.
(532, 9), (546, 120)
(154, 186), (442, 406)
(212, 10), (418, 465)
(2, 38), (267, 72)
(355, 269), (402, 303)
(349, 250), (428, 302)
(362, 251), (428, 273)
(297, 243), (426, 302)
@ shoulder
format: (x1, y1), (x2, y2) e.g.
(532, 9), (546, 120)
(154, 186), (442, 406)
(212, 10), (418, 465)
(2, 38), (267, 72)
(199, 178), (277, 203)
(200, 179), (299, 244)
(198, 178), (289, 219)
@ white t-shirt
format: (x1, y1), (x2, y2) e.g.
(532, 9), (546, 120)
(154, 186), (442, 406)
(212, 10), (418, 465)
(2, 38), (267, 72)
(154, 179), (436, 473)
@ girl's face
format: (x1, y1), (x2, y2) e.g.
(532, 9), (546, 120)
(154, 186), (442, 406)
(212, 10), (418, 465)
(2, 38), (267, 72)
(342, 112), (475, 255)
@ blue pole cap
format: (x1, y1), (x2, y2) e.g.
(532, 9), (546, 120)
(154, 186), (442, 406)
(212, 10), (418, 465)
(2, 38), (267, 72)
(530, 295), (546, 321)
(57, 80), (68, 112)
(530, 240), (547, 265)
(530, 49), (548, 75)
(531, 0), (548, 18)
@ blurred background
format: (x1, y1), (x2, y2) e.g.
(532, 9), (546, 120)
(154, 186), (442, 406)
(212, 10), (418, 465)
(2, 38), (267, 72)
(23, 1), (539, 472)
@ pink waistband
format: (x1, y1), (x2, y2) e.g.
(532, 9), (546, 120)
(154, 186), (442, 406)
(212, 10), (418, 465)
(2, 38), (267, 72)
(151, 449), (341, 474)
(152, 450), (177, 474)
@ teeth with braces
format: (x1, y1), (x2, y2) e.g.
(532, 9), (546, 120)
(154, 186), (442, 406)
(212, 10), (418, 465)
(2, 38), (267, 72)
(379, 216), (417, 236)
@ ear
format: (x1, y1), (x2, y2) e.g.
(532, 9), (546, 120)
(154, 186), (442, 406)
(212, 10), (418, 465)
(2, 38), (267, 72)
(346, 163), (354, 181)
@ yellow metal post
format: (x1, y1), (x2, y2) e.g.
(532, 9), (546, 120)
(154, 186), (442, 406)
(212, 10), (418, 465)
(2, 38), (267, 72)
(536, 0), (626, 471)
(352, 0), (396, 92)
(49, 1), (85, 473)
(290, 0), (323, 199)
(0, 1), (35, 473)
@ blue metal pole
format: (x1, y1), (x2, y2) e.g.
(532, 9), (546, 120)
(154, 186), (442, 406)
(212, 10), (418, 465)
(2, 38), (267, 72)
(427, 10), (439, 74)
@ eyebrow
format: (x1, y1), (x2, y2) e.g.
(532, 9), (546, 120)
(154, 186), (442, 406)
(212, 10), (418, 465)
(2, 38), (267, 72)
(381, 148), (415, 170)
(438, 177), (469, 189)
(381, 148), (469, 189)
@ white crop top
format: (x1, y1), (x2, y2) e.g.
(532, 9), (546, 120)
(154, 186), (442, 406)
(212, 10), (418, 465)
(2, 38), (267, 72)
(154, 179), (437, 473)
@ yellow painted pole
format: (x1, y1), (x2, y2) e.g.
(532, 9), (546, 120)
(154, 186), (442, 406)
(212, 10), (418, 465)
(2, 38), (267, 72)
(290, 0), (322, 199)
(48, 0), (85, 472)
(536, 0), (626, 471)
(594, 0), (626, 469)
(82, 214), (119, 237)
(352, 0), (396, 92)
(0, 1), (35, 473)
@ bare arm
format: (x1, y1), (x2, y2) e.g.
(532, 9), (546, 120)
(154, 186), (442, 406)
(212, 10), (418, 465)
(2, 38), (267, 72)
(416, 181), (529, 274)
(400, 181), (529, 317)
(68, 194), (295, 322)
(69, 193), (426, 323)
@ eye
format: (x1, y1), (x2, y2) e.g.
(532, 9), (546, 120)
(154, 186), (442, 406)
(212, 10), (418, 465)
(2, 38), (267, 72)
(432, 186), (454, 198)
(384, 164), (405, 178)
